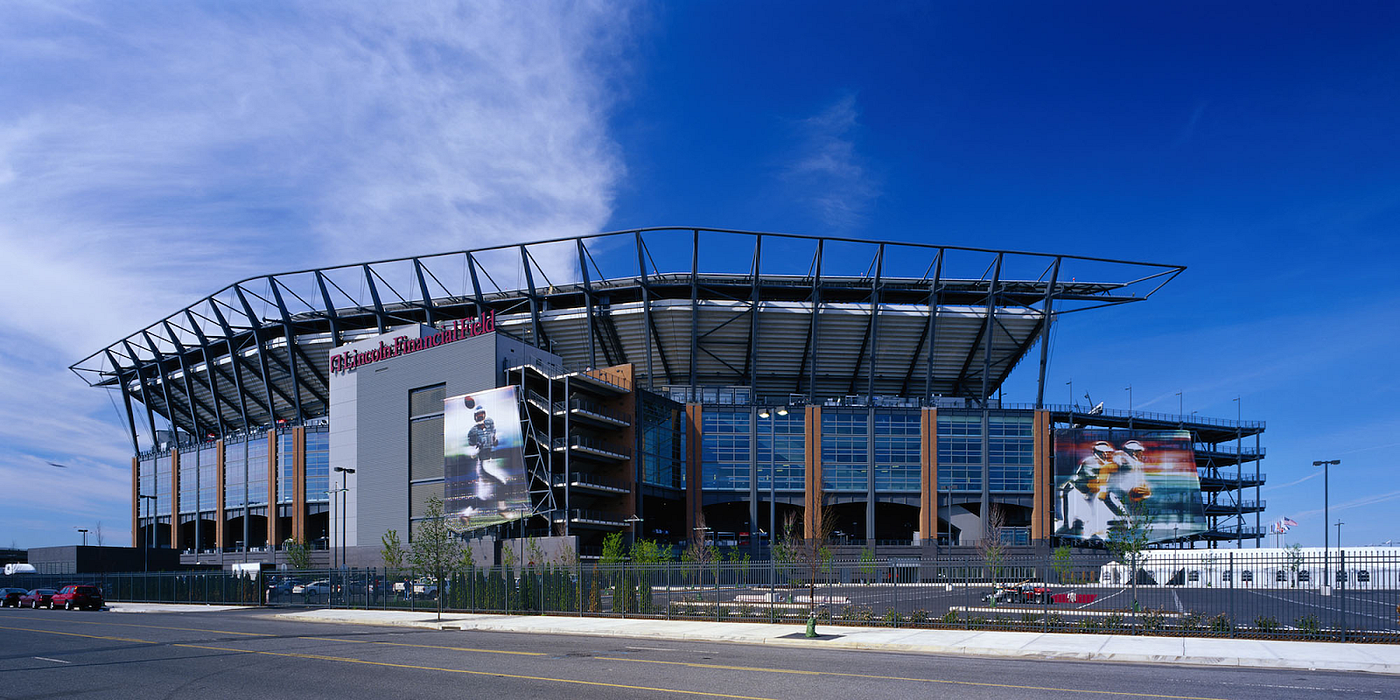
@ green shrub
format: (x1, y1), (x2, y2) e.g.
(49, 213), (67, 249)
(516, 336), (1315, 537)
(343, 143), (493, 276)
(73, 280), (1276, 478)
(1141, 608), (1166, 631)
(1076, 617), (1102, 632)
(1180, 611), (1203, 630)
(1208, 613), (1233, 634)
(738, 603), (754, 617)
(882, 608), (901, 624)
(1253, 615), (1280, 633)
(940, 609), (958, 625)
(1296, 614), (1322, 639)
(1103, 613), (1125, 630)
(909, 609), (930, 625)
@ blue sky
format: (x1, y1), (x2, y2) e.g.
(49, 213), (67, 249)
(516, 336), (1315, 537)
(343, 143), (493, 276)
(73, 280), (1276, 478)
(1, 1), (1396, 549)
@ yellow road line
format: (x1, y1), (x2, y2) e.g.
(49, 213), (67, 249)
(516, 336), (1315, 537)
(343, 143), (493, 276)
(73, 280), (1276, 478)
(0, 624), (158, 645)
(22, 618), (272, 637)
(595, 657), (1229, 700)
(174, 644), (776, 699)
(298, 636), (546, 656)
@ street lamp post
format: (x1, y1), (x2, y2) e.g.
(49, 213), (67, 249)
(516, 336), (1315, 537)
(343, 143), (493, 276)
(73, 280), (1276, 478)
(77, 528), (88, 547)
(334, 467), (355, 570)
(625, 514), (644, 547)
(1335, 520), (1344, 549)
(1313, 459), (1341, 587)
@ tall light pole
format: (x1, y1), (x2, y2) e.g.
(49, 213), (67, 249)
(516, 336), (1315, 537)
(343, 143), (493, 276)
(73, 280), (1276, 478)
(625, 514), (644, 547)
(77, 528), (88, 547)
(334, 467), (355, 569)
(1314, 459), (1340, 585)
(1176, 391), (1183, 416)
(1335, 520), (1344, 549)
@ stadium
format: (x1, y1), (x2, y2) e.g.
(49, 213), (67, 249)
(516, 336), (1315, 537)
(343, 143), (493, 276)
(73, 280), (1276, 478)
(71, 228), (1267, 568)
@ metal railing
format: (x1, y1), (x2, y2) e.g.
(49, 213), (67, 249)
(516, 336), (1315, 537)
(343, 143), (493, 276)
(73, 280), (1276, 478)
(7, 551), (1392, 643)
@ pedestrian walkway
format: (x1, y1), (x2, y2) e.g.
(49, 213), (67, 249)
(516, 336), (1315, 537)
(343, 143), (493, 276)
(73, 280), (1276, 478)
(268, 608), (1400, 675)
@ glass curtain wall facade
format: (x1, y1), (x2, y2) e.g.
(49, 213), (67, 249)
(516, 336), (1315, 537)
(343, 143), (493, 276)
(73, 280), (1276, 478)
(691, 404), (1037, 545)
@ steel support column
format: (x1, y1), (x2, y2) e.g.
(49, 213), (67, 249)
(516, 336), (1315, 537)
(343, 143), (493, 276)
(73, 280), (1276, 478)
(267, 277), (304, 422)
(689, 231), (699, 394)
(578, 239), (597, 368)
(362, 264), (387, 334)
(208, 302), (254, 428)
(235, 286), (281, 424)
(122, 340), (161, 449)
(866, 244), (885, 399)
(105, 350), (142, 455)
(1034, 258), (1062, 409)
(314, 271), (342, 347)
(520, 245), (544, 350)
(745, 235), (763, 394)
(140, 331), (181, 437)
(413, 258), (436, 326)
(635, 232), (656, 388)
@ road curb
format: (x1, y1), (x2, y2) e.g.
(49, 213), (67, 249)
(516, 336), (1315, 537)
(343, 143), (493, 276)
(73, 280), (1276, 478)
(268, 611), (1400, 675)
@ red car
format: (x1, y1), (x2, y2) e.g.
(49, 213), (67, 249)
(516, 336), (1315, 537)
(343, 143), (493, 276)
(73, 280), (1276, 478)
(51, 585), (104, 611)
(19, 589), (57, 609)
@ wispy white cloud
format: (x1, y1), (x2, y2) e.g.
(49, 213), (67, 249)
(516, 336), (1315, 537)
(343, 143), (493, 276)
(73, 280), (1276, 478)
(783, 94), (879, 230)
(1291, 490), (1400, 520)
(0, 0), (637, 546)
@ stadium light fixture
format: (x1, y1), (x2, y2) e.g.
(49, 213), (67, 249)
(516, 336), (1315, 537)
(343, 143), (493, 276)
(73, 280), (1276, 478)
(758, 408), (770, 419)
(776, 406), (788, 417)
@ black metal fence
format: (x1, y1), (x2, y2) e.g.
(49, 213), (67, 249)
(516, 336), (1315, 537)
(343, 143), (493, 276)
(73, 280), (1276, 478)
(4, 551), (1397, 643)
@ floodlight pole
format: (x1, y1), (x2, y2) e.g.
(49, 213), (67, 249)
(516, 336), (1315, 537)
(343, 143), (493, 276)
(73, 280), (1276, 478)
(77, 528), (88, 547)
(1314, 459), (1340, 585)
(1335, 520), (1344, 549)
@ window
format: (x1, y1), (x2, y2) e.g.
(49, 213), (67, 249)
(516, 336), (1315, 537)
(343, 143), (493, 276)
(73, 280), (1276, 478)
(874, 412), (919, 492)
(822, 411), (868, 491)
(305, 428), (329, 502)
(1358, 570), (1370, 583)
(276, 432), (296, 504)
(702, 409), (750, 490)
(1276, 570), (1287, 582)
(1187, 570), (1199, 582)
(1240, 570), (1253, 582)
(247, 437), (269, 506)
(937, 413), (980, 491)
(224, 439), (246, 509)
(1221, 570), (1232, 582)
(1297, 570), (1310, 582)
(198, 444), (218, 510)
(756, 410), (804, 491)
(640, 397), (686, 489)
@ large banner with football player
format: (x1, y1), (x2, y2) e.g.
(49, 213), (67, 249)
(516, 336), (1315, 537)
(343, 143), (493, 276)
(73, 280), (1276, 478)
(1053, 429), (1207, 543)
(444, 386), (529, 532)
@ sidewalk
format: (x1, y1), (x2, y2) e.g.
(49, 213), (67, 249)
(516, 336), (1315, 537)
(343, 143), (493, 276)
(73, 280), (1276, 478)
(269, 608), (1400, 675)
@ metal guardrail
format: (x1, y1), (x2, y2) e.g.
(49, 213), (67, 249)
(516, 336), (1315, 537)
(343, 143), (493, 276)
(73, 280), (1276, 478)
(5, 551), (1395, 643)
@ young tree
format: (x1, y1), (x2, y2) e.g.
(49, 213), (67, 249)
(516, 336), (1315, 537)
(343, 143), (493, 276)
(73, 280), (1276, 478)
(978, 505), (1007, 585)
(1052, 544), (1074, 584)
(283, 538), (312, 570)
(1286, 543), (1304, 588)
(94, 521), (105, 547)
(410, 495), (465, 620)
(783, 500), (836, 620)
(381, 529), (406, 570)
(1105, 501), (1156, 612)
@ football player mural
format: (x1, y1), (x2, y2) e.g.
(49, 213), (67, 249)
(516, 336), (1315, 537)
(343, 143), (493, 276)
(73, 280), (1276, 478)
(1053, 429), (1207, 543)
(443, 386), (528, 532)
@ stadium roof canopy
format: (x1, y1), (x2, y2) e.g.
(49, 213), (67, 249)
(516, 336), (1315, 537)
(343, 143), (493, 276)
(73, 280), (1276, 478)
(71, 228), (1184, 451)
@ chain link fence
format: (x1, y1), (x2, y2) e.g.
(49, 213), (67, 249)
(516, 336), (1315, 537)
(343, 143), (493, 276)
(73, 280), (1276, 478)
(4, 550), (1396, 643)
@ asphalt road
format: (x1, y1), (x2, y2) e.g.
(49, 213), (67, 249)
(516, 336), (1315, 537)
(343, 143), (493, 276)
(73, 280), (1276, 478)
(0, 607), (1394, 700)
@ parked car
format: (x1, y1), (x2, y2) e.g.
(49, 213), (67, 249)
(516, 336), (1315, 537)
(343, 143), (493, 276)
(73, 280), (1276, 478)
(19, 589), (57, 609)
(51, 585), (105, 611)
(296, 580), (332, 602)
(1, 587), (28, 607)
(266, 577), (304, 602)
